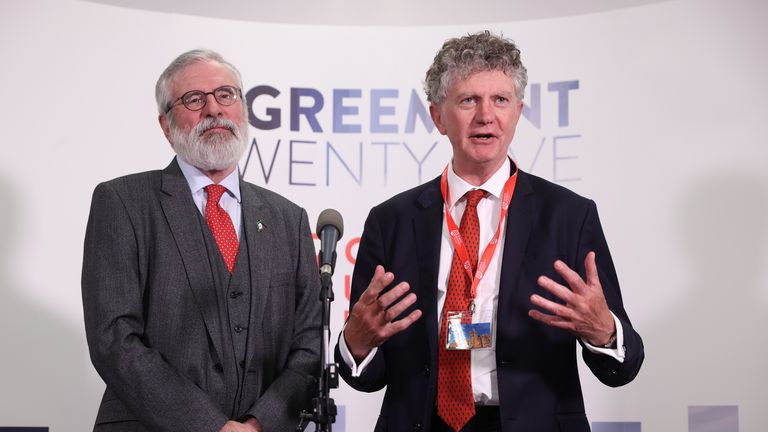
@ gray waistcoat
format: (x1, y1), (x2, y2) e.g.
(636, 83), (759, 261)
(199, 213), (253, 419)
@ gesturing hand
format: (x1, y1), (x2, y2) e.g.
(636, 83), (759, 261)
(528, 251), (616, 346)
(344, 265), (423, 362)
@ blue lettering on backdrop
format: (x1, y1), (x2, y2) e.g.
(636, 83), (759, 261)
(522, 83), (541, 129)
(371, 89), (399, 133)
(591, 423), (641, 432)
(688, 406), (739, 432)
(291, 88), (324, 132)
(548, 80), (579, 127)
(371, 141), (398, 185)
(246, 85), (281, 130)
(405, 89), (434, 134)
(241, 80), (581, 187)
(553, 134), (582, 182)
(333, 89), (362, 133)
(326, 141), (363, 186)
(289, 140), (316, 186)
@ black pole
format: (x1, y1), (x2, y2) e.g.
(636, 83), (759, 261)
(297, 254), (338, 431)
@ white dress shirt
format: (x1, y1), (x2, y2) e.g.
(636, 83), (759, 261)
(340, 158), (624, 404)
(177, 156), (243, 239)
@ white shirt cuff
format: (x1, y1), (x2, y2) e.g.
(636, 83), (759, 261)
(582, 312), (626, 363)
(339, 326), (378, 377)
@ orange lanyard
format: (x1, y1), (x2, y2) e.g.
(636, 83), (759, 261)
(440, 164), (518, 304)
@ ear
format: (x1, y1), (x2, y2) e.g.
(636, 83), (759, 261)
(510, 99), (524, 126)
(429, 103), (448, 135)
(158, 114), (174, 146)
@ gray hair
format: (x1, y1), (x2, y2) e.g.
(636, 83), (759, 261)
(424, 31), (528, 104)
(155, 49), (245, 117)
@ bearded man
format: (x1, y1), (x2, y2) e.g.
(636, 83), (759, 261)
(82, 49), (321, 432)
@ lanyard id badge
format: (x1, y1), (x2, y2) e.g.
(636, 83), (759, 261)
(441, 162), (517, 351)
(445, 308), (495, 350)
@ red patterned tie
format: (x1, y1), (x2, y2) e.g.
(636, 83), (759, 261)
(438, 189), (485, 431)
(204, 184), (239, 272)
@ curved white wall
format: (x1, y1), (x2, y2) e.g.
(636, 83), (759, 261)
(1, 0), (767, 430)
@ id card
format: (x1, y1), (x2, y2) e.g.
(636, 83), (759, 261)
(445, 309), (494, 350)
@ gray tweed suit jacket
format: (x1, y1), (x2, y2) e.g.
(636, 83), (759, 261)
(82, 158), (321, 432)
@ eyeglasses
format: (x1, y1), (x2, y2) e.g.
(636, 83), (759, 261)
(165, 85), (242, 114)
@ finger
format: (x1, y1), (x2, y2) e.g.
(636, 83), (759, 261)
(375, 282), (412, 311)
(360, 265), (394, 304)
(553, 260), (587, 294)
(537, 275), (576, 304)
(383, 309), (422, 337)
(528, 309), (575, 331)
(384, 291), (418, 322)
(584, 251), (600, 288)
(530, 293), (576, 320)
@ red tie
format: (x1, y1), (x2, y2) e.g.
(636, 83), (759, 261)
(438, 189), (485, 431)
(204, 184), (239, 272)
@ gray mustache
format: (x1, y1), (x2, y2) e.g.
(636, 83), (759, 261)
(195, 118), (239, 137)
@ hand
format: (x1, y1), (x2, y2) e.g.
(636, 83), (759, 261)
(219, 418), (261, 432)
(528, 251), (616, 346)
(344, 265), (422, 362)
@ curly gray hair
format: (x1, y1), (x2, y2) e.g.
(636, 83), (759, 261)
(424, 31), (528, 104)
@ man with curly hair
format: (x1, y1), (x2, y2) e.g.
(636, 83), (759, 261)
(337, 31), (644, 432)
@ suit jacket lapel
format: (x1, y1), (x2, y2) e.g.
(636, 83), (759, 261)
(240, 182), (272, 369)
(158, 158), (225, 363)
(498, 170), (534, 317)
(413, 177), (444, 367)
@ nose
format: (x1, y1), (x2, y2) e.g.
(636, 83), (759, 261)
(200, 92), (223, 117)
(475, 99), (494, 124)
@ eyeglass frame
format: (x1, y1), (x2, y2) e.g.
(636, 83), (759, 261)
(164, 85), (243, 114)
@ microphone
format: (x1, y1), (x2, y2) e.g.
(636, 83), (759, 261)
(316, 209), (344, 279)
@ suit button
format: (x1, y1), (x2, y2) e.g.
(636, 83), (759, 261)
(234, 325), (246, 333)
(422, 365), (430, 376)
(413, 423), (422, 431)
(229, 291), (243, 299)
(214, 363), (224, 373)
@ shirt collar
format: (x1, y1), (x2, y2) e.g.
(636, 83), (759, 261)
(176, 156), (242, 203)
(446, 158), (513, 209)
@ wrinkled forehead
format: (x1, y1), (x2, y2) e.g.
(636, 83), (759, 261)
(445, 68), (516, 94)
(170, 60), (239, 96)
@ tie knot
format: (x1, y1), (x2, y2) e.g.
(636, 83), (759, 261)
(464, 189), (486, 208)
(205, 184), (227, 203)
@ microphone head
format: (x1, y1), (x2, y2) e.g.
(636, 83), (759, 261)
(316, 208), (344, 240)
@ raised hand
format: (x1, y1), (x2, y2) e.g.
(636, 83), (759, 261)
(344, 265), (423, 362)
(529, 251), (616, 346)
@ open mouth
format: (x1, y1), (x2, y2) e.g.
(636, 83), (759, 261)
(470, 133), (496, 141)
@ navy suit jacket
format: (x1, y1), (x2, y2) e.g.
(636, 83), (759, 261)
(336, 169), (643, 432)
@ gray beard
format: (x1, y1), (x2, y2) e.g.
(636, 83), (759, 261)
(170, 117), (247, 171)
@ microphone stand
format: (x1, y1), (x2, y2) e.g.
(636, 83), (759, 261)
(297, 253), (338, 431)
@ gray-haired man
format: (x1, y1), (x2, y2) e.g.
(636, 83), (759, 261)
(83, 49), (321, 432)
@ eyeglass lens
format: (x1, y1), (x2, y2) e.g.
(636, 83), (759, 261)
(181, 86), (239, 111)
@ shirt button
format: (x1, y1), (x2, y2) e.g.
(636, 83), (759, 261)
(234, 325), (247, 333)
(229, 291), (243, 299)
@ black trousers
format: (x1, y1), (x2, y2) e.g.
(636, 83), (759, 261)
(431, 405), (501, 432)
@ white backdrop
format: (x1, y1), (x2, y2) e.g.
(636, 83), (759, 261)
(1, 0), (767, 430)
